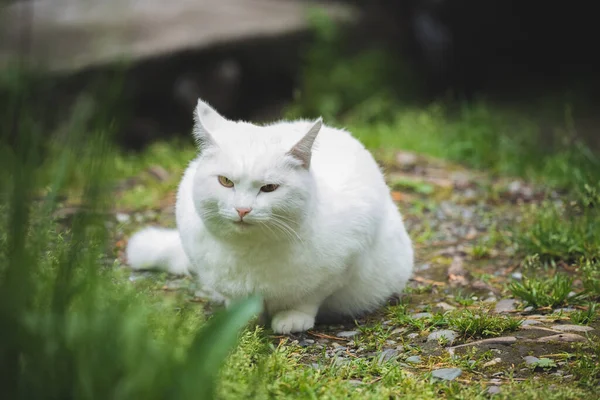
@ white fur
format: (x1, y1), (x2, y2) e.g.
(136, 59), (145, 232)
(126, 99), (414, 334)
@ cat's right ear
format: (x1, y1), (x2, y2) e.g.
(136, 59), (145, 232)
(192, 99), (227, 151)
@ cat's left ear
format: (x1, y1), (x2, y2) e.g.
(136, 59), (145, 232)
(192, 98), (227, 151)
(287, 118), (322, 169)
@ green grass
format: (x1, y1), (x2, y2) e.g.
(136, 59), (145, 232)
(508, 271), (584, 309)
(447, 309), (522, 339)
(0, 72), (261, 399)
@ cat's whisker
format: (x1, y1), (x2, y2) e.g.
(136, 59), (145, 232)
(270, 217), (304, 244)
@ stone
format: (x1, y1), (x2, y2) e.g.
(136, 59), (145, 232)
(523, 356), (540, 365)
(116, 212), (131, 223)
(412, 312), (433, 319)
(536, 333), (587, 343)
(431, 368), (462, 381)
(521, 319), (541, 326)
(406, 355), (421, 364)
(395, 151), (418, 169)
(407, 333), (420, 339)
(436, 302), (456, 311)
(427, 330), (457, 344)
(336, 330), (359, 338)
(377, 348), (399, 364)
(494, 299), (518, 313)
(511, 272), (523, 280)
(483, 358), (502, 368)
(550, 324), (594, 333)
(487, 386), (501, 395)
(147, 165), (170, 181)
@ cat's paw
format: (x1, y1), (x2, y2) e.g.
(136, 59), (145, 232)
(271, 310), (315, 334)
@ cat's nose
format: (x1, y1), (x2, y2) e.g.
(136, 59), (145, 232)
(235, 207), (252, 218)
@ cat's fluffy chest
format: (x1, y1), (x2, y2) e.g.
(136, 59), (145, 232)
(182, 226), (348, 302)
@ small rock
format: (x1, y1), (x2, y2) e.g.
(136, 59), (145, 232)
(554, 307), (576, 313)
(116, 212), (131, 223)
(521, 319), (541, 326)
(377, 348), (399, 364)
(487, 386), (501, 395)
(147, 165), (171, 181)
(550, 324), (594, 333)
(536, 333), (587, 343)
(483, 358), (502, 368)
(427, 330), (457, 345)
(337, 330), (359, 338)
(523, 356), (540, 365)
(412, 312), (433, 319)
(407, 333), (420, 339)
(391, 327), (407, 335)
(406, 355), (421, 364)
(511, 272), (523, 280)
(523, 306), (534, 312)
(396, 151), (418, 169)
(494, 299), (518, 313)
(331, 342), (344, 349)
(431, 368), (462, 381)
(436, 302), (456, 311)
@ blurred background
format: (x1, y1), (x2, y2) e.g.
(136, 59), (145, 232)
(2, 2), (600, 398)
(2, 0), (598, 150)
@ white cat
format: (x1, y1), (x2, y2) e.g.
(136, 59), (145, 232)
(126, 99), (414, 334)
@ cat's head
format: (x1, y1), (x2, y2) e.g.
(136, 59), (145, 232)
(190, 98), (321, 241)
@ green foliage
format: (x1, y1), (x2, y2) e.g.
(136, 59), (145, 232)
(287, 9), (420, 123)
(527, 358), (557, 370)
(447, 309), (522, 339)
(567, 343), (600, 389)
(516, 187), (600, 262)
(0, 71), (261, 400)
(509, 270), (584, 309)
(570, 303), (597, 325)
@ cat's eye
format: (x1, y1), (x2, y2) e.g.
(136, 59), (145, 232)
(218, 176), (234, 188)
(260, 184), (279, 193)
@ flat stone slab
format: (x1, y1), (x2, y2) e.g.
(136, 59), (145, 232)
(0, 0), (354, 73)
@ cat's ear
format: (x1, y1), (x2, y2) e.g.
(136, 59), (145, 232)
(192, 98), (227, 151)
(287, 118), (322, 169)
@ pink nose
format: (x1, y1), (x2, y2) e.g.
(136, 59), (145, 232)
(236, 207), (252, 218)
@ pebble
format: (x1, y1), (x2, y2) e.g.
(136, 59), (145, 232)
(331, 342), (344, 349)
(407, 333), (420, 339)
(521, 319), (541, 326)
(436, 302), (456, 311)
(337, 330), (359, 338)
(511, 272), (523, 280)
(523, 356), (540, 365)
(523, 306), (534, 312)
(536, 333), (586, 343)
(550, 324), (594, 333)
(431, 368), (462, 381)
(494, 299), (518, 313)
(377, 348), (399, 364)
(487, 386), (501, 395)
(427, 330), (457, 344)
(116, 212), (131, 223)
(395, 151), (418, 169)
(554, 307), (576, 313)
(483, 358), (502, 368)
(406, 355), (421, 364)
(412, 312), (433, 319)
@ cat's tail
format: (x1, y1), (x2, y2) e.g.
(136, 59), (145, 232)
(125, 227), (190, 276)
